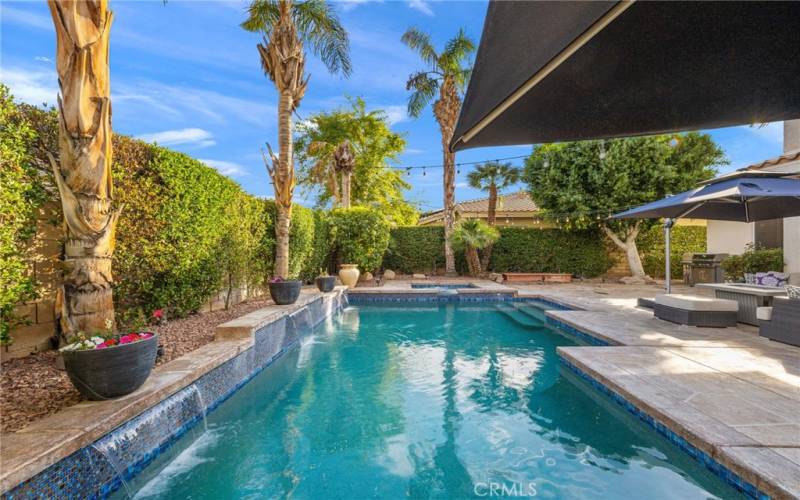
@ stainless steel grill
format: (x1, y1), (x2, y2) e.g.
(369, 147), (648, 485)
(681, 253), (728, 286)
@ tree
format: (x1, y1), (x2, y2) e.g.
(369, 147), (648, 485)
(467, 161), (520, 269)
(523, 133), (726, 281)
(402, 27), (474, 275)
(295, 98), (417, 225)
(47, 1), (121, 336)
(451, 219), (499, 277)
(243, 0), (351, 278)
(333, 141), (355, 208)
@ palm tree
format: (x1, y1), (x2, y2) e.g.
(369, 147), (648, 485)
(402, 27), (474, 276)
(467, 161), (520, 269)
(451, 219), (499, 277)
(47, 0), (121, 336)
(243, 0), (351, 278)
(333, 141), (355, 208)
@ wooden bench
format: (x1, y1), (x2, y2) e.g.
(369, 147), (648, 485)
(502, 273), (572, 283)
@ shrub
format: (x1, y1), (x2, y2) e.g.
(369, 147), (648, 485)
(721, 245), (785, 282)
(261, 201), (315, 280)
(384, 226), (445, 274)
(0, 85), (48, 344)
(300, 209), (333, 281)
(329, 207), (391, 272)
(637, 225), (707, 279)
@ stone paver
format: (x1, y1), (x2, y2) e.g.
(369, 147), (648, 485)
(520, 282), (800, 499)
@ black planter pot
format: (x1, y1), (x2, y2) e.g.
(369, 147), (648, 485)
(62, 334), (158, 400)
(269, 280), (302, 305)
(315, 276), (336, 293)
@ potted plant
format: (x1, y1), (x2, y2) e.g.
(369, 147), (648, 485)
(315, 269), (336, 293)
(338, 264), (360, 288)
(60, 320), (158, 400)
(268, 276), (302, 305)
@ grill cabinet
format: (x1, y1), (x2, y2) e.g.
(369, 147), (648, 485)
(681, 253), (728, 286)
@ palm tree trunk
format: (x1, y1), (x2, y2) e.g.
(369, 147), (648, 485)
(341, 170), (351, 208)
(48, 0), (120, 336)
(480, 184), (498, 271)
(466, 247), (480, 277)
(274, 90), (294, 278)
(435, 79), (460, 276)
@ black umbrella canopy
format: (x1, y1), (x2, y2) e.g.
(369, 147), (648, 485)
(452, 1), (800, 151)
(612, 174), (800, 222)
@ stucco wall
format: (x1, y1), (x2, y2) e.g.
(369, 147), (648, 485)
(706, 220), (754, 255)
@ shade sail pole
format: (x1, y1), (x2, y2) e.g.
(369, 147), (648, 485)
(664, 218), (674, 294)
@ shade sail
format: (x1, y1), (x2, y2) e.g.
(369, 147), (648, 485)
(612, 175), (800, 222)
(452, 1), (800, 151)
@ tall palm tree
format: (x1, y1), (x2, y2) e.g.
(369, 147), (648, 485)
(402, 27), (474, 276)
(451, 219), (499, 277)
(333, 140), (355, 208)
(467, 161), (520, 269)
(243, 0), (351, 278)
(48, 0), (121, 336)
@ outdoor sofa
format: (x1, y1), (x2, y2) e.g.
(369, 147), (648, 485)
(654, 294), (739, 327)
(758, 296), (800, 347)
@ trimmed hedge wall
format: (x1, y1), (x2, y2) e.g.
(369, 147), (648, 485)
(637, 225), (707, 279)
(329, 207), (391, 273)
(384, 226), (614, 277)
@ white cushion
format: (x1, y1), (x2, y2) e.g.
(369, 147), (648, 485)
(655, 294), (739, 312)
(756, 307), (773, 321)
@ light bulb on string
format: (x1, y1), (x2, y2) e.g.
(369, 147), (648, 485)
(422, 167), (426, 177)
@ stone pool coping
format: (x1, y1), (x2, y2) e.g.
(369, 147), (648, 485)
(0, 288), (345, 494)
(540, 300), (800, 499)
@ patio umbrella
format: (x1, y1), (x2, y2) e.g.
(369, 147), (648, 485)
(451, 1), (800, 151)
(612, 173), (800, 292)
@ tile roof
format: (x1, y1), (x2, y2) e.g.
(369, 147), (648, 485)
(418, 191), (539, 224)
(737, 148), (800, 171)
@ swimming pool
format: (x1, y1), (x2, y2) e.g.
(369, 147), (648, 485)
(123, 302), (743, 499)
(410, 283), (478, 289)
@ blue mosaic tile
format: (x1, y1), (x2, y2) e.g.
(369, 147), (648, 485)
(545, 317), (611, 346)
(558, 356), (769, 500)
(4, 295), (344, 500)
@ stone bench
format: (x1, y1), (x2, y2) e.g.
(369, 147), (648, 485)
(654, 294), (738, 327)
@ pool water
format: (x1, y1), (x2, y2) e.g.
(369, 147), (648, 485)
(127, 303), (743, 499)
(411, 283), (478, 289)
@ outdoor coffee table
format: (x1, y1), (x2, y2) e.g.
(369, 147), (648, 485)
(696, 283), (788, 325)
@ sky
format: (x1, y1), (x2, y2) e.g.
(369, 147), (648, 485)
(0, 0), (786, 213)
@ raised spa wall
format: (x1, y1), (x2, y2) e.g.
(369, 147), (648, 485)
(2, 290), (347, 499)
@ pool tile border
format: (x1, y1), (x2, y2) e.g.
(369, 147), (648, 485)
(2, 291), (346, 499)
(558, 355), (769, 499)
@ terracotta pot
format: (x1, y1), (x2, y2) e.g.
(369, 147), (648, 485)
(338, 264), (360, 288)
(62, 334), (158, 400)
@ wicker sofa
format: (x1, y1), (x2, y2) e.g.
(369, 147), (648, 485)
(758, 297), (800, 347)
(654, 294), (739, 327)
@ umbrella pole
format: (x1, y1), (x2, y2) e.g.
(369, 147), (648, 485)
(664, 218), (675, 294)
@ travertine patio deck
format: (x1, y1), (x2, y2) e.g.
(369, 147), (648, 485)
(513, 282), (800, 499)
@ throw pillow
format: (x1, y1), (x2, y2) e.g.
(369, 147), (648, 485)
(786, 285), (800, 300)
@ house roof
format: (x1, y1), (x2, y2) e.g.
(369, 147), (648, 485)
(418, 191), (538, 224)
(737, 148), (800, 172)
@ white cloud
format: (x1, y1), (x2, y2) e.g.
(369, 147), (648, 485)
(136, 128), (216, 148)
(199, 159), (249, 177)
(382, 105), (409, 126)
(408, 0), (434, 17)
(34, 56), (54, 64)
(339, 0), (377, 12)
(746, 122), (783, 144)
(1, 67), (58, 106)
(1, 5), (52, 30)
(405, 148), (425, 154)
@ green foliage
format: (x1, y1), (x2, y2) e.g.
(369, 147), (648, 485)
(0, 85), (47, 344)
(385, 226), (613, 277)
(296, 97), (418, 225)
(637, 225), (707, 279)
(260, 201), (316, 280)
(401, 27), (475, 117)
(384, 226), (445, 274)
(451, 219), (499, 251)
(523, 134), (726, 235)
(721, 245), (785, 282)
(301, 209), (333, 281)
(329, 207), (391, 272)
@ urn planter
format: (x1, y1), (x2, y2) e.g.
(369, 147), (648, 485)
(338, 264), (360, 288)
(269, 280), (302, 305)
(62, 333), (158, 400)
(315, 276), (336, 293)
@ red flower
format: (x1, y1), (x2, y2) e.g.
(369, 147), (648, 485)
(152, 309), (164, 319)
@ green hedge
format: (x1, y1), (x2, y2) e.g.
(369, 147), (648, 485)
(384, 226), (446, 274)
(637, 225), (706, 279)
(721, 246), (784, 281)
(329, 207), (391, 273)
(384, 226), (613, 277)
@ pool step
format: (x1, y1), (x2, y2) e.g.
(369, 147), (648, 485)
(510, 303), (548, 323)
(494, 304), (545, 328)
